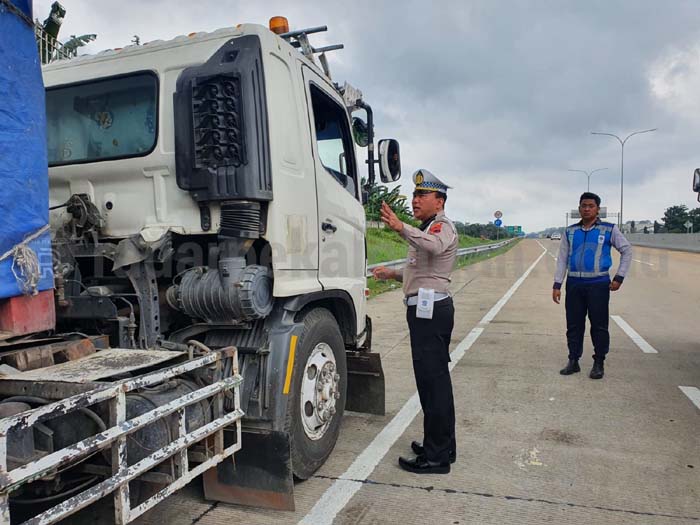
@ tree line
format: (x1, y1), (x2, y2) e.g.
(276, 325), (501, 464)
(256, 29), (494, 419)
(657, 205), (700, 233)
(362, 180), (516, 239)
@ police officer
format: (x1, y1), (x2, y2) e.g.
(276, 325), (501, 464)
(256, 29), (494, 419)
(552, 192), (632, 379)
(373, 169), (458, 474)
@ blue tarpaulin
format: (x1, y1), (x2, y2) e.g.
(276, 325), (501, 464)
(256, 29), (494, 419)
(0, 0), (53, 299)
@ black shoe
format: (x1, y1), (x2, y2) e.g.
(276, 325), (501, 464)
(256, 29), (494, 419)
(398, 455), (450, 474)
(589, 360), (604, 379)
(560, 359), (581, 375)
(411, 441), (456, 464)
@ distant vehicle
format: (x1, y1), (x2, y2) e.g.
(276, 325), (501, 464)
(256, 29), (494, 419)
(551, 232), (562, 240)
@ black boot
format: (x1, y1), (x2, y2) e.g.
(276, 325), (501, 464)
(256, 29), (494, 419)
(560, 359), (580, 375)
(589, 359), (604, 379)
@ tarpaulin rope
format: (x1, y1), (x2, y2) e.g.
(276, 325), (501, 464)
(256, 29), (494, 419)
(0, 0), (35, 28)
(0, 225), (50, 296)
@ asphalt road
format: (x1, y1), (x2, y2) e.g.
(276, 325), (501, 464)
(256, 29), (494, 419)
(137, 239), (699, 525)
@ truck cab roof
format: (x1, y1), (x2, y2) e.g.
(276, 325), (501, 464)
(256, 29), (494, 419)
(42, 23), (332, 90)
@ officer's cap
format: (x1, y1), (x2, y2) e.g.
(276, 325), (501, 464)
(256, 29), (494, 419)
(412, 169), (451, 193)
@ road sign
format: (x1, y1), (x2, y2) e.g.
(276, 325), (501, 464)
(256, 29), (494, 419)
(494, 219), (503, 227)
(494, 210), (503, 219)
(685, 220), (693, 229)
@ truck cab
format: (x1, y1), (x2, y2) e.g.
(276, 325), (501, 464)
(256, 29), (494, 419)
(40, 19), (400, 510)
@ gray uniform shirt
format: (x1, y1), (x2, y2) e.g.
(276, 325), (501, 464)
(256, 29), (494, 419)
(398, 211), (458, 296)
(554, 222), (633, 287)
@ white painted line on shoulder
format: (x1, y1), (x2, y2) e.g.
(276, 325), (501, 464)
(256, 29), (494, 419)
(535, 240), (557, 260)
(300, 244), (548, 525)
(633, 259), (655, 266)
(610, 315), (658, 354)
(679, 386), (700, 410)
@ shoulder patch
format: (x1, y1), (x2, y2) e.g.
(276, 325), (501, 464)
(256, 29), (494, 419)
(429, 223), (443, 234)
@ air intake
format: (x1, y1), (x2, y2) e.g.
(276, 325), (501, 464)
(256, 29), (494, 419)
(220, 201), (261, 239)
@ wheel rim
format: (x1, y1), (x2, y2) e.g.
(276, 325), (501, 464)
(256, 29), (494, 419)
(300, 342), (340, 441)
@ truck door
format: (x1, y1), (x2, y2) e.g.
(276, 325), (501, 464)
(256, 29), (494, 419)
(303, 67), (366, 328)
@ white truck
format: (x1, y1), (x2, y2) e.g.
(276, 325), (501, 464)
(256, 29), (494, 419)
(0, 18), (400, 523)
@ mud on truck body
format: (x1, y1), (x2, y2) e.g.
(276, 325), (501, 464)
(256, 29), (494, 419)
(0, 19), (401, 523)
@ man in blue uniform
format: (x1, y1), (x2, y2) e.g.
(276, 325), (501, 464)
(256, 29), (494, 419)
(552, 192), (632, 379)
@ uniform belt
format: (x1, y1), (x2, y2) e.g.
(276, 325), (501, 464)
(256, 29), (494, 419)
(404, 292), (450, 306)
(568, 271), (609, 278)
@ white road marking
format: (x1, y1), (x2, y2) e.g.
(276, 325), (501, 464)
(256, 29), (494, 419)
(633, 259), (655, 266)
(535, 240), (557, 260)
(300, 245), (548, 525)
(610, 315), (658, 354)
(679, 386), (700, 410)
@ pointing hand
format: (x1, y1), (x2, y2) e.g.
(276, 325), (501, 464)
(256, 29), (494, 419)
(380, 202), (404, 233)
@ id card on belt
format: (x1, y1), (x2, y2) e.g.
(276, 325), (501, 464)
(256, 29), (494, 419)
(416, 287), (435, 319)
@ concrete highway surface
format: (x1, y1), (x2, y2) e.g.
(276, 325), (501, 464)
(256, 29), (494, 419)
(138, 239), (699, 525)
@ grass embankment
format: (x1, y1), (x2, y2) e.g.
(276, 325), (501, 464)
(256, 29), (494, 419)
(366, 228), (519, 297)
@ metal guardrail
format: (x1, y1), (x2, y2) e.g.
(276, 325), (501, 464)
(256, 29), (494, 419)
(367, 239), (514, 276)
(35, 23), (76, 64)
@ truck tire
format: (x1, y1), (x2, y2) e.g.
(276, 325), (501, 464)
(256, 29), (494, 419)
(286, 308), (347, 480)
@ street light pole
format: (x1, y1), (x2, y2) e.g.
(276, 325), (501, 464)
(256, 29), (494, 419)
(567, 168), (608, 192)
(591, 128), (657, 229)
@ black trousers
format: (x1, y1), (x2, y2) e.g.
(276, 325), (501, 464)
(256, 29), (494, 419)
(565, 279), (610, 361)
(406, 298), (456, 464)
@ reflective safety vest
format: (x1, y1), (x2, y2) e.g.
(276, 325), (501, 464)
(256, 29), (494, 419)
(566, 221), (614, 278)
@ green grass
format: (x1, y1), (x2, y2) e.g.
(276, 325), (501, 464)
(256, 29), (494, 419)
(366, 229), (519, 298)
(366, 227), (409, 265)
(367, 277), (402, 297)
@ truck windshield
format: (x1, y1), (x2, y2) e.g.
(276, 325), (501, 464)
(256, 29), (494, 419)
(46, 72), (157, 166)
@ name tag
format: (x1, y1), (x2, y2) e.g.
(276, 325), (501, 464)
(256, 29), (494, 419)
(416, 288), (435, 319)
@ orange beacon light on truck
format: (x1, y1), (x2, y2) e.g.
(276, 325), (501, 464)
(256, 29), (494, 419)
(269, 16), (289, 35)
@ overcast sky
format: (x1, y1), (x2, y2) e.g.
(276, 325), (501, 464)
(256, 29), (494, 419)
(35, 0), (700, 232)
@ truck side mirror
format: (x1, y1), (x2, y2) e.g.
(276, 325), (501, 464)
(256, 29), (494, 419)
(378, 139), (401, 183)
(694, 168), (700, 202)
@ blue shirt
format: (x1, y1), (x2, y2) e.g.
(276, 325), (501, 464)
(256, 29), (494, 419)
(553, 219), (632, 289)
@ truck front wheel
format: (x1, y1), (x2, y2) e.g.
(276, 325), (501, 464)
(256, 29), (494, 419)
(286, 308), (347, 479)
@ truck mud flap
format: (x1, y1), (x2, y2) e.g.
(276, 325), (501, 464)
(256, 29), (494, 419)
(203, 429), (295, 511)
(346, 351), (385, 415)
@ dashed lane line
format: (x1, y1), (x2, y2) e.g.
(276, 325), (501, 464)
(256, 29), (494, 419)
(299, 244), (548, 525)
(679, 386), (700, 411)
(610, 315), (658, 354)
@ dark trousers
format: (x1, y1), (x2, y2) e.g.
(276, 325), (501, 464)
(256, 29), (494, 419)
(406, 298), (456, 464)
(565, 279), (610, 361)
